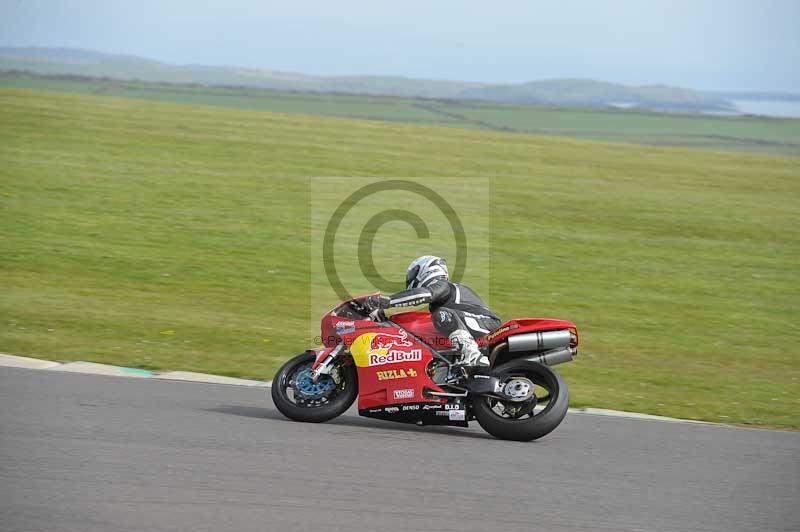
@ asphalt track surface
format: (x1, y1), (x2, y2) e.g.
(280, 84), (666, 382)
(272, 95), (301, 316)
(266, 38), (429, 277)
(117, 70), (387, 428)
(1, 367), (798, 532)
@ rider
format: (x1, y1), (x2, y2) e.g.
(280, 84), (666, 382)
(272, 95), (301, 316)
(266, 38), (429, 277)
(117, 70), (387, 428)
(370, 255), (501, 367)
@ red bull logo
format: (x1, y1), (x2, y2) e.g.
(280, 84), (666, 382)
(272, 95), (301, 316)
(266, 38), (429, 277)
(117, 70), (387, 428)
(350, 330), (422, 368)
(368, 349), (423, 366)
(369, 330), (413, 351)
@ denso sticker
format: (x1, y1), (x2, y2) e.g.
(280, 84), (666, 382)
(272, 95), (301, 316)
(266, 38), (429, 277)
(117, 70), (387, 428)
(393, 389), (415, 400)
(401, 404), (420, 411)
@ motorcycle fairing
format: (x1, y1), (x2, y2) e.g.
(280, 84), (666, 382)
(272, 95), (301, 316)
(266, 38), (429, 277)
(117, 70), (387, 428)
(360, 401), (469, 427)
(478, 318), (578, 347)
(336, 322), (447, 412)
(388, 311), (451, 350)
(316, 306), (464, 425)
(388, 312), (578, 349)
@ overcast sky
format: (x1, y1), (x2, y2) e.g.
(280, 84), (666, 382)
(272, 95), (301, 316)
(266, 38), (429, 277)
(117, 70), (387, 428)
(1, 0), (798, 91)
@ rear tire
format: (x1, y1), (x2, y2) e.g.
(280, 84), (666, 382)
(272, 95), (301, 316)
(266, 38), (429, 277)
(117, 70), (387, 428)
(473, 360), (569, 441)
(271, 352), (358, 423)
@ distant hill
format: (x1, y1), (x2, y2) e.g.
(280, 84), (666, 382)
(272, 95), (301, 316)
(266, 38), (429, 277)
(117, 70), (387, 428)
(464, 79), (732, 110)
(0, 46), (733, 111)
(0, 47), (485, 99)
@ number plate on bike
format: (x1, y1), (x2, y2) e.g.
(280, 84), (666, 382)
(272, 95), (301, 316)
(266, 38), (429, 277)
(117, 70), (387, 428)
(449, 409), (466, 421)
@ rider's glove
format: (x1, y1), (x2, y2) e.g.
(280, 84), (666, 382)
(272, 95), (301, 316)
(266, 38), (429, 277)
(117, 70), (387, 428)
(366, 294), (390, 321)
(366, 294), (390, 311)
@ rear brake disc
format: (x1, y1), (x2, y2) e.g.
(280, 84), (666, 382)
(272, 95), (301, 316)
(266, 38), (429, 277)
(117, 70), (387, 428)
(502, 377), (535, 402)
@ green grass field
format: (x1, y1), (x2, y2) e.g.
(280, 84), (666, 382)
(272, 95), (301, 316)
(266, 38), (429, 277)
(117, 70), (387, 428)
(1, 88), (798, 428)
(2, 72), (800, 156)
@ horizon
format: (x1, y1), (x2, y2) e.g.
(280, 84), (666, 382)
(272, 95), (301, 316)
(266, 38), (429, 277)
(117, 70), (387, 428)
(1, 0), (798, 92)
(3, 45), (799, 96)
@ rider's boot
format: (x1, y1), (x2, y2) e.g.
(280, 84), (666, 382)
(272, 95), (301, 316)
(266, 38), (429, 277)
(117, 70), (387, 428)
(448, 329), (490, 367)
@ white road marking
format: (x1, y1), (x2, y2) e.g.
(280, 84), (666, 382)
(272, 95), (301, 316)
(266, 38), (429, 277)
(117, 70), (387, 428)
(0, 353), (272, 386)
(155, 371), (269, 387)
(568, 407), (714, 425)
(52, 361), (153, 377)
(0, 353), (61, 370)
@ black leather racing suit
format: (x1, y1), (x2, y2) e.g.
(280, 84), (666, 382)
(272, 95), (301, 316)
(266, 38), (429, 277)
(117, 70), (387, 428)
(387, 280), (502, 339)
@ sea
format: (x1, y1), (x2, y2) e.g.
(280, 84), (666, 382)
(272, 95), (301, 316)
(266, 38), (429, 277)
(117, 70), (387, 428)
(728, 100), (800, 119)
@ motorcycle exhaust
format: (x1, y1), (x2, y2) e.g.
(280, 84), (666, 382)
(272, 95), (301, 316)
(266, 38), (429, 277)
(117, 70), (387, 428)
(507, 329), (572, 352)
(523, 346), (576, 367)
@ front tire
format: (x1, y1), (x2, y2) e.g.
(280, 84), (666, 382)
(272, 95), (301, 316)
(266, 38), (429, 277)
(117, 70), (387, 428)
(271, 352), (358, 423)
(473, 360), (569, 441)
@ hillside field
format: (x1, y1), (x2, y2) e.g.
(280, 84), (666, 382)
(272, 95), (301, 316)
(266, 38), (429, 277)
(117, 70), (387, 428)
(1, 88), (798, 428)
(2, 72), (799, 156)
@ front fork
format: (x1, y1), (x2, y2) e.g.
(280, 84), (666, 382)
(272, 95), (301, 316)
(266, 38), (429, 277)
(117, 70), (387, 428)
(309, 343), (344, 383)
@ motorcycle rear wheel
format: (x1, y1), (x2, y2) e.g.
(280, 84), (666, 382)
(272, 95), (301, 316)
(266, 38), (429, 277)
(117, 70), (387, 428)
(271, 352), (358, 423)
(473, 360), (569, 441)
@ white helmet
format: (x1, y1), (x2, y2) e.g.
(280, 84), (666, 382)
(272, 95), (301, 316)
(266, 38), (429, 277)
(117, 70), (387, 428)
(405, 256), (449, 289)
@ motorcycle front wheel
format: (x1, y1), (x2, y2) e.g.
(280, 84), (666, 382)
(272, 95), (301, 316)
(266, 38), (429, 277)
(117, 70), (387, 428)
(473, 360), (569, 441)
(271, 352), (358, 423)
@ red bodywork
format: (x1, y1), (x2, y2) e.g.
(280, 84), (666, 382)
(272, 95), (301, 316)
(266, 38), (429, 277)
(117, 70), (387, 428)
(314, 294), (578, 413)
(390, 312), (579, 349)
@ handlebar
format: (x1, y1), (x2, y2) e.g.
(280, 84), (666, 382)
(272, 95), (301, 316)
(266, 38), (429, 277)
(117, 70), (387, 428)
(341, 297), (386, 322)
(330, 294), (389, 322)
(348, 299), (371, 317)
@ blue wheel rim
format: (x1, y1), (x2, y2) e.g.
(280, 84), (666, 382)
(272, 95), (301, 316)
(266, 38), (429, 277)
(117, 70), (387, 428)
(293, 364), (335, 398)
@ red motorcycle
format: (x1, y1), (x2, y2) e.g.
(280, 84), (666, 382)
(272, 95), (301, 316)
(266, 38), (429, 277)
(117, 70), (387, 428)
(272, 294), (579, 441)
